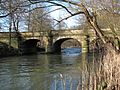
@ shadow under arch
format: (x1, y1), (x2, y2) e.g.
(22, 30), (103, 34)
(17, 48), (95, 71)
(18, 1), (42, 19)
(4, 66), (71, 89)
(52, 38), (81, 53)
(22, 39), (40, 54)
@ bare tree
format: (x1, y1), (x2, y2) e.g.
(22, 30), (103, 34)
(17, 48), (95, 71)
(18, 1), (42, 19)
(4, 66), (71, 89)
(86, 0), (120, 50)
(0, 0), (29, 47)
(28, 7), (53, 32)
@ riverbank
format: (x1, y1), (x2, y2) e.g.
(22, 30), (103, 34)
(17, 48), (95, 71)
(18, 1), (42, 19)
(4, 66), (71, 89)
(0, 42), (19, 58)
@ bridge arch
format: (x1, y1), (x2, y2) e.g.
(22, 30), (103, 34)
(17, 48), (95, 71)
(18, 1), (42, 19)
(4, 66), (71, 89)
(22, 39), (40, 54)
(52, 38), (82, 53)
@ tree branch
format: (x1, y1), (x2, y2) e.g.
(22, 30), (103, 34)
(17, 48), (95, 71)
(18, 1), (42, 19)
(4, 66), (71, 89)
(0, 13), (9, 18)
(0, 7), (18, 18)
(40, 7), (63, 17)
(48, 1), (73, 15)
(53, 11), (84, 26)
(24, 5), (56, 13)
(28, 0), (73, 15)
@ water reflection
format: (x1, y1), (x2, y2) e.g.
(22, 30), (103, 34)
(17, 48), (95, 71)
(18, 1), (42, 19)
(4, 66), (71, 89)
(50, 73), (80, 90)
(0, 48), (89, 90)
(62, 47), (81, 56)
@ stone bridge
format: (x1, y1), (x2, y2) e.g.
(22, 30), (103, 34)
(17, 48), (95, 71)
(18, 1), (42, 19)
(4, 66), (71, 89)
(0, 29), (117, 53)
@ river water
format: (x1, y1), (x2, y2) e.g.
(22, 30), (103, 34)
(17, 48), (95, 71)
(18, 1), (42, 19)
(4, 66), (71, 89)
(0, 48), (95, 90)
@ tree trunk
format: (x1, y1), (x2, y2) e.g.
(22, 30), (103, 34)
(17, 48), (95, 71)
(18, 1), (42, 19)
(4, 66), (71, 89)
(9, 18), (12, 47)
(80, 4), (106, 44)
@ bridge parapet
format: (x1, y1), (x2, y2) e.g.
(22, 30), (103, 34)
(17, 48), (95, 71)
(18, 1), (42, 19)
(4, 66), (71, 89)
(0, 28), (117, 38)
(21, 32), (48, 37)
(0, 32), (17, 38)
(52, 30), (85, 36)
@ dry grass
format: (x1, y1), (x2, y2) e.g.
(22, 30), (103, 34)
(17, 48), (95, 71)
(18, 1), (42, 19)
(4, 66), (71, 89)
(101, 45), (120, 90)
(77, 44), (120, 90)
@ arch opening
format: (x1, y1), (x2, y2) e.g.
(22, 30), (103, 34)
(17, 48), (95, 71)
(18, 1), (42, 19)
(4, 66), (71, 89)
(53, 38), (82, 54)
(22, 39), (44, 54)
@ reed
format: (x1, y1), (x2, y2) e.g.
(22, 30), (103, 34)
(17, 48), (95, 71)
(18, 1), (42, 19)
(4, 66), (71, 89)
(100, 45), (120, 90)
(77, 44), (120, 90)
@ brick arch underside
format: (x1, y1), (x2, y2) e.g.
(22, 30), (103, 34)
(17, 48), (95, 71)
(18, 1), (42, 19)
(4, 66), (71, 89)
(53, 38), (81, 53)
(22, 39), (40, 54)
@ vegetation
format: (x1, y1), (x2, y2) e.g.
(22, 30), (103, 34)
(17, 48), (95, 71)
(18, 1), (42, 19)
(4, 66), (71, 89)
(0, 41), (18, 57)
(74, 44), (120, 90)
(27, 5), (53, 32)
(0, 0), (120, 89)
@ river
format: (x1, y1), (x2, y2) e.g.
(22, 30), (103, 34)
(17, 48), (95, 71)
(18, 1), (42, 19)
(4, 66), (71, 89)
(0, 48), (95, 90)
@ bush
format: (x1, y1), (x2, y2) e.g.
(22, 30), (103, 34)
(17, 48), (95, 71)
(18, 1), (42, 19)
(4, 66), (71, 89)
(0, 42), (18, 57)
